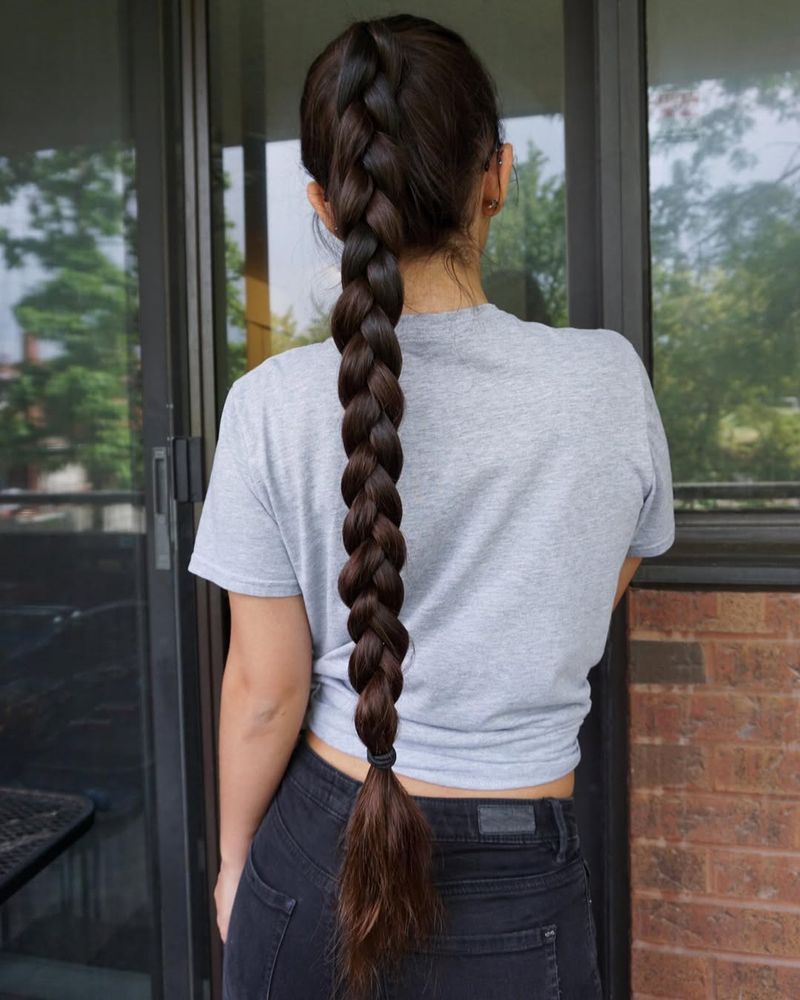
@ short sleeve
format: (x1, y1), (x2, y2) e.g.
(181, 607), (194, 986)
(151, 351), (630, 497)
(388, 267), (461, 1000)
(627, 355), (676, 558)
(187, 382), (302, 596)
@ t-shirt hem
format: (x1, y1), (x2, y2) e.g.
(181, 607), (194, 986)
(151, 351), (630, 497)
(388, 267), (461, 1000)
(187, 553), (302, 596)
(305, 716), (582, 790)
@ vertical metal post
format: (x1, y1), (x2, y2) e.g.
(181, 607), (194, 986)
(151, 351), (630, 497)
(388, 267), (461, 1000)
(179, 0), (229, 994)
(130, 0), (208, 994)
(597, 0), (652, 359)
(564, 1), (652, 996)
(241, 0), (273, 369)
(564, 0), (601, 329)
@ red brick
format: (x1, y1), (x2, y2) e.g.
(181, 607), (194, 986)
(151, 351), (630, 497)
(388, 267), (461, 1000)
(630, 690), (799, 744)
(630, 689), (685, 741)
(631, 842), (708, 893)
(631, 945), (709, 999)
(712, 850), (800, 904)
(713, 592), (768, 633)
(629, 590), (718, 632)
(631, 743), (711, 790)
(714, 957), (800, 999)
(713, 746), (800, 796)
(712, 640), (800, 690)
(685, 691), (799, 743)
(629, 640), (707, 683)
(629, 588), (800, 997)
(764, 592), (800, 639)
(636, 897), (800, 957)
(630, 791), (800, 849)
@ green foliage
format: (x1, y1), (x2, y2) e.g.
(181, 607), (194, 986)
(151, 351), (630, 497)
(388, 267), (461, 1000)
(0, 144), (140, 490)
(10, 85), (795, 510)
(649, 71), (800, 503)
(483, 139), (567, 327)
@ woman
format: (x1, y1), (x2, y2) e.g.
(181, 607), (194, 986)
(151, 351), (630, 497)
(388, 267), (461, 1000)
(188, 13), (675, 1000)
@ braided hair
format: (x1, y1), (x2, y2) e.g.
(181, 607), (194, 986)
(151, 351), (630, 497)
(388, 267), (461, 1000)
(300, 15), (504, 999)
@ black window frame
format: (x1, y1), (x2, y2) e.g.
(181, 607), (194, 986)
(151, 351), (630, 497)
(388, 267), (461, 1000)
(591, 0), (800, 589)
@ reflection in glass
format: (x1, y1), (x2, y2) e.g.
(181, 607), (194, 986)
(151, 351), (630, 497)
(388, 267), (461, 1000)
(0, 9), (154, 999)
(647, 1), (800, 510)
(210, 3), (567, 392)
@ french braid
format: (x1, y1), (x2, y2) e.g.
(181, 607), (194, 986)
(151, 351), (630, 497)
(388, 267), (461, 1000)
(299, 14), (505, 999)
(326, 21), (445, 1000)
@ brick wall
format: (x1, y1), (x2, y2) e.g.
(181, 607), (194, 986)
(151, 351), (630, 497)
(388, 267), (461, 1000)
(626, 590), (800, 999)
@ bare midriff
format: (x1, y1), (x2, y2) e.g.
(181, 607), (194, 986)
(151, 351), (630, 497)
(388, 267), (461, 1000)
(303, 728), (575, 799)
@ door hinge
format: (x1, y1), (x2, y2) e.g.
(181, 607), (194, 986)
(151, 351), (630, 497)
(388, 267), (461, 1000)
(170, 436), (205, 502)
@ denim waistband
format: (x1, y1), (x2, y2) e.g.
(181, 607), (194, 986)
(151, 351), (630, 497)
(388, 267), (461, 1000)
(284, 734), (580, 861)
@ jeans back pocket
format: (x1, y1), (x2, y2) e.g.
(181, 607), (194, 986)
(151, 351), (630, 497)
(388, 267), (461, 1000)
(382, 921), (561, 1000)
(222, 844), (297, 1000)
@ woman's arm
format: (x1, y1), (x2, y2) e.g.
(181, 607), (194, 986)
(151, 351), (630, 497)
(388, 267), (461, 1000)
(613, 555), (643, 611)
(218, 591), (313, 869)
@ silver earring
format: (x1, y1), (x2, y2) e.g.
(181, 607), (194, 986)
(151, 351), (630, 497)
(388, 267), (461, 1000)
(488, 198), (498, 210)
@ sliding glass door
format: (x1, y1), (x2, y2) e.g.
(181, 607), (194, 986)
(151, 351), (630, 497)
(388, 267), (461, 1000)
(0, 3), (208, 998)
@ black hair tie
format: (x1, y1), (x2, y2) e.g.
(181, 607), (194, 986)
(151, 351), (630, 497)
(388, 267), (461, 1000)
(367, 746), (397, 770)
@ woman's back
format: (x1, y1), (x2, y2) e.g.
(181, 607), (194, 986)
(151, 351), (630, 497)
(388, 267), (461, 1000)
(188, 300), (674, 790)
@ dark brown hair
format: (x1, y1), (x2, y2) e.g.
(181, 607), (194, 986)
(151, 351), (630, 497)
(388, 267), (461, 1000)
(299, 14), (504, 999)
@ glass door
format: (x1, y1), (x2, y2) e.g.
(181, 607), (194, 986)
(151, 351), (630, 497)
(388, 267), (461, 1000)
(0, 2), (205, 998)
(197, 6), (618, 1000)
(206, 0), (568, 392)
(194, 5), (646, 998)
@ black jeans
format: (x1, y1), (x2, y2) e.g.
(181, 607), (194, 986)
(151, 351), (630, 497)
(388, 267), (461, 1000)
(222, 733), (603, 999)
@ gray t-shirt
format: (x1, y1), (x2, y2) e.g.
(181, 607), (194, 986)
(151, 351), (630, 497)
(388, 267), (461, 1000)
(188, 302), (675, 788)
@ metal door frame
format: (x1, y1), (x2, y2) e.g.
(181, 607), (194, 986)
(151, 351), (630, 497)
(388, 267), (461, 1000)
(131, 0), (214, 995)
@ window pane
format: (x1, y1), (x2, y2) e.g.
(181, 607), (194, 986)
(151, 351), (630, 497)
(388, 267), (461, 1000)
(646, 0), (800, 512)
(0, 5), (157, 996)
(209, 3), (567, 392)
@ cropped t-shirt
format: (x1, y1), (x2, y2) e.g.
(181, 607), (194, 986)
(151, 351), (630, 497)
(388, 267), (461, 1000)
(187, 302), (676, 789)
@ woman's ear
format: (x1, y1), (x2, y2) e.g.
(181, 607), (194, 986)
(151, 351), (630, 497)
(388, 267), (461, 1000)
(497, 142), (513, 209)
(307, 181), (337, 235)
(480, 141), (513, 215)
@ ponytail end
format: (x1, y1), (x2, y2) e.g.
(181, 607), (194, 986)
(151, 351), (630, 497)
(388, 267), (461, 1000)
(331, 768), (446, 1000)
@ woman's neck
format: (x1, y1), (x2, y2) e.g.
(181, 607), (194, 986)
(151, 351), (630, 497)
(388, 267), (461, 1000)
(398, 254), (488, 315)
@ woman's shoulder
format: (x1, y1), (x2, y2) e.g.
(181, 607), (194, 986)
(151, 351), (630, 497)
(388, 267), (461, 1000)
(484, 306), (640, 377)
(231, 336), (339, 415)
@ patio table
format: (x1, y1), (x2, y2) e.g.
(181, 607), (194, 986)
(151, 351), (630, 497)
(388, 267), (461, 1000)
(0, 785), (95, 904)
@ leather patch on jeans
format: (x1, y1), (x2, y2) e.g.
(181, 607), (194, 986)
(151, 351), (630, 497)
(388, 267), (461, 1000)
(477, 801), (537, 834)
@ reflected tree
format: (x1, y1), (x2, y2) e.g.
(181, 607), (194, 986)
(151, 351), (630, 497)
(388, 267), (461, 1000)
(221, 135), (569, 382)
(649, 71), (800, 503)
(483, 139), (567, 328)
(0, 144), (139, 492)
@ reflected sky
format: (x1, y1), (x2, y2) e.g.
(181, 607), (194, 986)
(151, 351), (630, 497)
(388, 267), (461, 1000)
(2, 89), (794, 363)
(220, 113), (566, 340)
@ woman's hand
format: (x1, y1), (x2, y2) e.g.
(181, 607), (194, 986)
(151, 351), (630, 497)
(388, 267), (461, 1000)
(215, 857), (246, 943)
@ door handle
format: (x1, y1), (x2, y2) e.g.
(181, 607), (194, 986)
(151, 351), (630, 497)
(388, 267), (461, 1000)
(152, 446), (171, 570)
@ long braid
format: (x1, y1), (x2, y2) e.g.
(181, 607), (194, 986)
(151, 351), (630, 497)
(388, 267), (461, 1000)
(300, 12), (505, 998)
(325, 19), (445, 1000)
